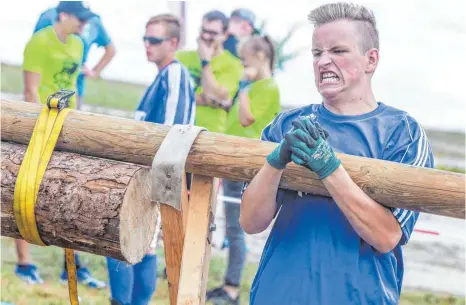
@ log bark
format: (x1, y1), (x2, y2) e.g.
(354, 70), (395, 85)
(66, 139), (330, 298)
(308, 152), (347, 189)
(1, 100), (464, 219)
(1, 141), (157, 263)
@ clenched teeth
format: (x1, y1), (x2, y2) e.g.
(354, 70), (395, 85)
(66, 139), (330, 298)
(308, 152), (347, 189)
(321, 72), (339, 83)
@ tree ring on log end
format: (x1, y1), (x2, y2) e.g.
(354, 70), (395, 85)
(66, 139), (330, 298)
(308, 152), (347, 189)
(120, 168), (159, 264)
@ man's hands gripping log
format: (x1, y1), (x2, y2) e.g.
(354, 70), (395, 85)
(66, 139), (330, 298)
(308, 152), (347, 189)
(266, 117), (339, 179)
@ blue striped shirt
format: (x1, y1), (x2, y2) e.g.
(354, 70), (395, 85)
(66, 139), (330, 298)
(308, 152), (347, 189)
(135, 60), (195, 125)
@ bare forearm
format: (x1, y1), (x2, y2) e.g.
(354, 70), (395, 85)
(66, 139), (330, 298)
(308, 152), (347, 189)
(201, 67), (228, 101)
(24, 90), (39, 103)
(23, 71), (41, 103)
(323, 166), (402, 253)
(93, 44), (116, 75)
(240, 162), (283, 234)
(238, 92), (255, 127)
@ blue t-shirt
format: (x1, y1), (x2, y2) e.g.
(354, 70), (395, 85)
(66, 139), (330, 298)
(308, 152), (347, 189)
(249, 102), (434, 305)
(134, 61), (195, 125)
(33, 8), (112, 95)
(223, 34), (239, 58)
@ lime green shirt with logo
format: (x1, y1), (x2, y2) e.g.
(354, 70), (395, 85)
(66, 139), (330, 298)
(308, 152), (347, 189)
(176, 50), (243, 133)
(22, 26), (83, 109)
(226, 78), (281, 139)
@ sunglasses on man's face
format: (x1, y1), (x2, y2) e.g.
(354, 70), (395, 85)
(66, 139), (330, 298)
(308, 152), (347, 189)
(143, 36), (170, 45)
(201, 28), (222, 36)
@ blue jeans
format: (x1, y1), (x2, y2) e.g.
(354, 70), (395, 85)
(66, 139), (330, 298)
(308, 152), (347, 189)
(106, 254), (158, 305)
(223, 179), (246, 287)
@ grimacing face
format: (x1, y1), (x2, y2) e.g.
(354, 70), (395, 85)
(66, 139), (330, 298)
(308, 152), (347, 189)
(311, 19), (378, 100)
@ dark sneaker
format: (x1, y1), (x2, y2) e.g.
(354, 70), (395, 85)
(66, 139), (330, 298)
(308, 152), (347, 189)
(15, 264), (43, 284)
(206, 287), (239, 305)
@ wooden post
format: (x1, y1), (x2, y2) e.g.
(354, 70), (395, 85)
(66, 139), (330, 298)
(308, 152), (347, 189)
(161, 174), (190, 305)
(200, 177), (220, 305)
(177, 175), (216, 305)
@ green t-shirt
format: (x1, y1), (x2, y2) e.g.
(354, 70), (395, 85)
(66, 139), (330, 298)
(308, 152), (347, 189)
(226, 78), (281, 139)
(176, 50), (243, 133)
(22, 26), (83, 109)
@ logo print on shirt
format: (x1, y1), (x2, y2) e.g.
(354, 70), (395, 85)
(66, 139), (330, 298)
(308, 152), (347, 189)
(54, 60), (79, 88)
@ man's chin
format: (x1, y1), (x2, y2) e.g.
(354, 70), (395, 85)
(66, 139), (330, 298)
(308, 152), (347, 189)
(318, 87), (343, 100)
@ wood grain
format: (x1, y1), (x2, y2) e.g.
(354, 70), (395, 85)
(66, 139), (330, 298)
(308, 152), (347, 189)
(177, 175), (215, 305)
(161, 174), (189, 305)
(1, 141), (157, 263)
(1, 100), (464, 219)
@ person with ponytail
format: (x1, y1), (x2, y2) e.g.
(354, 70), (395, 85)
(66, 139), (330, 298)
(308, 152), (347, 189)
(206, 34), (281, 305)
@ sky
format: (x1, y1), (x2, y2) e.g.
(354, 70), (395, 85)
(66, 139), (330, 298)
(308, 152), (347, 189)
(0, 0), (465, 131)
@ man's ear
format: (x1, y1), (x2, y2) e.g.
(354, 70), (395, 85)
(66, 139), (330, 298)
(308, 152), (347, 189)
(58, 12), (68, 22)
(365, 48), (379, 73)
(170, 37), (179, 50)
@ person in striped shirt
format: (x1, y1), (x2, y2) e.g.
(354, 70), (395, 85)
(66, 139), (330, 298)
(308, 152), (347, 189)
(134, 15), (195, 126)
(240, 3), (434, 305)
(106, 14), (195, 305)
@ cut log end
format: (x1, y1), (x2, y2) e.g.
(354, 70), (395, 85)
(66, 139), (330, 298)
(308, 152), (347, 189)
(120, 168), (158, 264)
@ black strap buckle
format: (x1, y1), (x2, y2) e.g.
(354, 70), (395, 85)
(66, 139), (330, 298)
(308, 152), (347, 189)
(46, 89), (75, 110)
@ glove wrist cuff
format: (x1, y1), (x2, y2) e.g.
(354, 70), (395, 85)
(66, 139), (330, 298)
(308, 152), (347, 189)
(317, 158), (341, 179)
(266, 146), (288, 169)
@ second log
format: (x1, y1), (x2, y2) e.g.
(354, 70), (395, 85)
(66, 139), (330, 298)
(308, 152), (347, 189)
(1, 141), (158, 263)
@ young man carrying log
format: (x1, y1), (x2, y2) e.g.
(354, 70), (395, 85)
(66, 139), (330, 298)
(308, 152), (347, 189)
(17, 1), (106, 289)
(107, 14), (196, 305)
(240, 3), (434, 305)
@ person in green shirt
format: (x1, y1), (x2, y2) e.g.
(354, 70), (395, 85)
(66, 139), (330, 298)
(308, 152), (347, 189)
(226, 35), (281, 139)
(22, 1), (89, 109)
(207, 35), (281, 305)
(16, 1), (106, 290)
(176, 10), (243, 133)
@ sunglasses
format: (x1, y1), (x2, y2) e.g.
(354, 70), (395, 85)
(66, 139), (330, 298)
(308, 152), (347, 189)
(201, 28), (222, 36)
(143, 36), (170, 45)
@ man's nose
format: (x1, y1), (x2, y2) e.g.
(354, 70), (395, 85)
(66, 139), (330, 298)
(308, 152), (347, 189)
(201, 32), (211, 41)
(317, 53), (332, 67)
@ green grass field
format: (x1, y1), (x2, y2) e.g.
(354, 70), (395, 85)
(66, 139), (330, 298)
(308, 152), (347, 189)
(1, 238), (464, 305)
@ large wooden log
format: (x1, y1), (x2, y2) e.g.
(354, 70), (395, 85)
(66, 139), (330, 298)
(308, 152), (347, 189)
(1, 141), (157, 263)
(1, 100), (464, 219)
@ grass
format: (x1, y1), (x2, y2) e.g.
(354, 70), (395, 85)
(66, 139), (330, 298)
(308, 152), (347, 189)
(0, 237), (259, 305)
(1, 63), (145, 111)
(1, 238), (465, 305)
(436, 165), (466, 174)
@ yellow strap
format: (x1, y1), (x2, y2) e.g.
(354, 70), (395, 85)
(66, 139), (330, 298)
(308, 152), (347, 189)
(13, 92), (79, 305)
(65, 248), (79, 305)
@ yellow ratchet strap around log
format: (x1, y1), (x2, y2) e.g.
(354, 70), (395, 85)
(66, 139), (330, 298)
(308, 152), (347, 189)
(13, 89), (79, 305)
